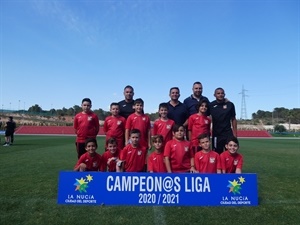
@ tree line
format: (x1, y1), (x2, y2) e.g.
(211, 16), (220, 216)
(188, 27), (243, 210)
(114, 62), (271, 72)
(251, 107), (300, 124)
(21, 104), (300, 124)
(21, 104), (159, 122)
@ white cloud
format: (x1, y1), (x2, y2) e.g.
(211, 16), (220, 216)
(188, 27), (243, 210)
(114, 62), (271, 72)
(31, 0), (81, 33)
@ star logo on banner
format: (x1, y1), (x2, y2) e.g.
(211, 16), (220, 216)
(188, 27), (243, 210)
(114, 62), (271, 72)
(227, 177), (246, 195)
(73, 175), (93, 193)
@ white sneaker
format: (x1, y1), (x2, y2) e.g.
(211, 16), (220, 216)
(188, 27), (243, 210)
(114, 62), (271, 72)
(3, 143), (10, 146)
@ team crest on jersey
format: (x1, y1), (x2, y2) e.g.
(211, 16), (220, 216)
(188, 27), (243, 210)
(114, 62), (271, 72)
(138, 150), (142, 155)
(142, 117), (146, 121)
(209, 157), (216, 163)
(166, 125), (171, 130)
(234, 159), (239, 165)
(204, 119), (209, 124)
(223, 105), (227, 109)
(93, 162), (98, 167)
(185, 147), (189, 152)
(88, 116), (93, 121)
(117, 120), (122, 125)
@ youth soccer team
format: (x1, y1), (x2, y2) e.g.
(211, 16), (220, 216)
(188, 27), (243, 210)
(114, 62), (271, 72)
(73, 83), (243, 174)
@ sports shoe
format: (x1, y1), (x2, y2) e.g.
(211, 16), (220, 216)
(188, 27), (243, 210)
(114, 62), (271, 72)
(3, 143), (10, 147)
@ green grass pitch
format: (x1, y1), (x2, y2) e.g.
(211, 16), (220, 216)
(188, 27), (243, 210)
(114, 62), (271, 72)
(0, 135), (299, 225)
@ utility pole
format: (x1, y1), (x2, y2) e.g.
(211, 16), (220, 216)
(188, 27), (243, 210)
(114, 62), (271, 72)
(239, 85), (249, 120)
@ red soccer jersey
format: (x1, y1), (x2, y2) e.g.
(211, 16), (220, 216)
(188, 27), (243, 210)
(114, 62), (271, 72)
(120, 144), (147, 172)
(74, 152), (103, 171)
(188, 114), (211, 148)
(101, 150), (120, 172)
(125, 113), (151, 149)
(148, 151), (167, 173)
(103, 115), (126, 149)
(152, 118), (175, 148)
(73, 112), (100, 143)
(194, 150), (221, 173)
(164, 139), (193, 173)
(220, 150), (243, 173)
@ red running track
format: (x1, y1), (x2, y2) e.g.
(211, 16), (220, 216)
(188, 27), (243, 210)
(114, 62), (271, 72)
(15, 126), (272, 137)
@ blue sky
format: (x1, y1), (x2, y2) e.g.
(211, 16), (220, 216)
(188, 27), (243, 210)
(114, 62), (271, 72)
(1, 0), (299, 119)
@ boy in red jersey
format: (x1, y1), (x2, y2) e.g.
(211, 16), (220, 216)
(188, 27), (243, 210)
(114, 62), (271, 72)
(73, 98), (100, 159)
(220, 136), (243, 173)
(152, 103), (175, 150)
(125, 98), (151, 150)
(164, 125), (196, 173)
(148, 135), (167, 173)
(194, 133), (221, 173)
(103, 102), (126, 150)
(74, 138), (103, 171)
(101, 138), (120, 172)
(188, 99), (211, 154)
(119, 129), (147, 172)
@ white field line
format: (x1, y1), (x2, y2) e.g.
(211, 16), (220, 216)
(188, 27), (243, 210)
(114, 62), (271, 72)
(153, 206), (166, 225)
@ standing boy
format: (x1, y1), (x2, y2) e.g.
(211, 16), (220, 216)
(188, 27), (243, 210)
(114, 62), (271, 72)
(125, 98), (151, 150)
(194, 134), (221, 173)
(152, 103), (175, 149)
(118, 129), (147, 172)
(102, 137), (120, 172)
(188, 99), (211, 154)
(148, 135), (167, 173)
(103, 102), (126, 150)
(73, 98), (100, 159)
(164, 125), (196, 173)
(220, 136), (243, 173)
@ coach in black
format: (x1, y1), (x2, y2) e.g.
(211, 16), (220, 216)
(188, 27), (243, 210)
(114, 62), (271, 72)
(210, 87), (237, 154)
(118, 85), (135, 119)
